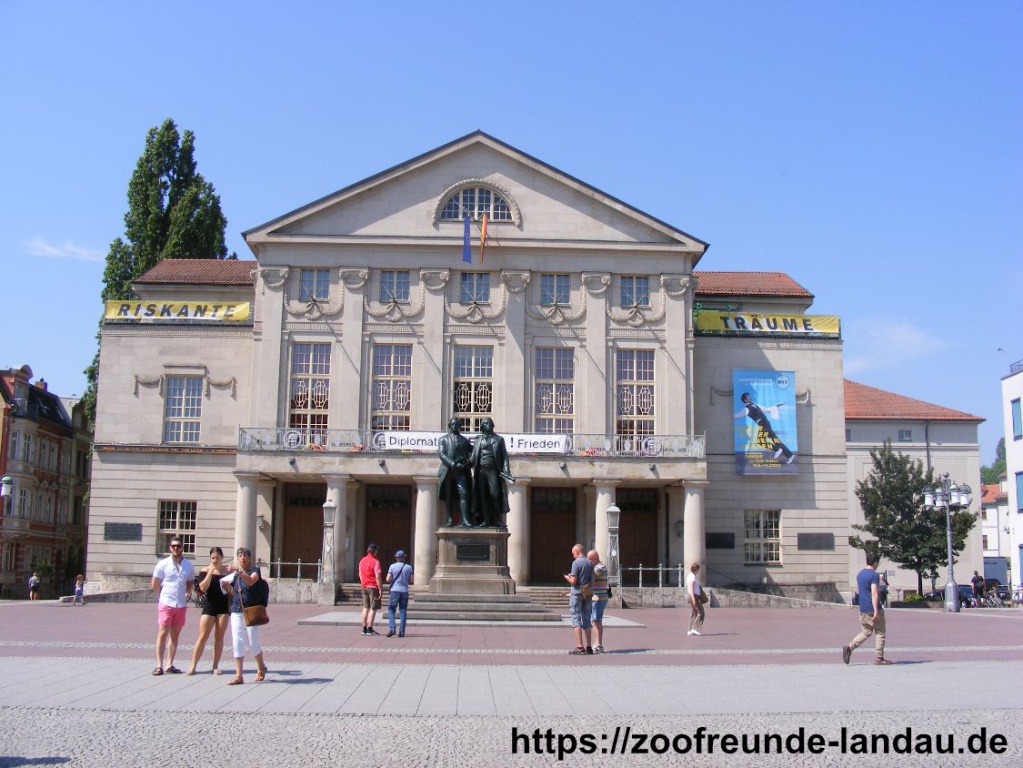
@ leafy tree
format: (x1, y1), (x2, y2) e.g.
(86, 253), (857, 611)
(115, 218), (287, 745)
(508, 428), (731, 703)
(82, 119), (236, 423)
(980, 437), (1006, 485)
(849, 440), (977, 595)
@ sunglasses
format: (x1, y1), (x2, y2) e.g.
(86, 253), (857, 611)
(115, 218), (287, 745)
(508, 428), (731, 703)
(169, 544), (183, 549)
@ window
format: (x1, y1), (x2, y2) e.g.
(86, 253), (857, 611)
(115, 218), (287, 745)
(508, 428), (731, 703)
(299, 268), (330, 302)
(157, 500), (197, 556)
(23, 434), (33, 463)
(615, 349), (655, 437)
(460, 272), (490, 303)
(897, 429), (912, 443)
(745, 510), (781, 564)
(372, 344), (413, 430)
(534, 348), (575, 433)
(163, 377), (203, 443)
(621, 276), (650, 308)
(1017, 472), (1023, 513)
(440, 186), (513, 222)
(289, 343), (331, 439)
(845, 429), (852, 442)
(8, 431), (18, 463)
(1013, 399), (1022, 440)
(982, 535), (989, 550)
(540, 274), (570, 306)
(453, 346), (493, 431)
(380, 270), (410, 303)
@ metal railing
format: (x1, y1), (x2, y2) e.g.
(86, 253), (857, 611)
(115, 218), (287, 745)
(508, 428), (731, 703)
(259, 558), (322, 582)
(238, 427), (705, 459)
(619, 564), (686, 588)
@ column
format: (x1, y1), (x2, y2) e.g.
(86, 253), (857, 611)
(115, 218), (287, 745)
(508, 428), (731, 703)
(683, 481), (708, 575)
(324, 474), (351, 582)
(233, 472), (260, 555)
(592, 483), (618, 566)
(666, 485), (686, 585)
(413, 475), (439, 590)
(507, 478), (530, 584)
(255, 478), (276, 564)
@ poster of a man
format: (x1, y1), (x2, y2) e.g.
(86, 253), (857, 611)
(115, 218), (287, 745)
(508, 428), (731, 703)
(733, 370), (798, 476)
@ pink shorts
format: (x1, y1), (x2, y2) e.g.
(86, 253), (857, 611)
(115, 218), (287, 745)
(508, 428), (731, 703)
(157, 604), (187, 628)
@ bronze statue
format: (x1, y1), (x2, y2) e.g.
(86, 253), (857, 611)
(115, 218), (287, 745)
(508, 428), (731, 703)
(438, 418), (474, 527)
(469, 417), (514, 527)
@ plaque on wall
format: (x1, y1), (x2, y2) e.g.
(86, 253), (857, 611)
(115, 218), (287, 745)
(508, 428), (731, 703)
(104, 522), (144, 542)
(456, 544), (490, 561)
(705, 532), (735, 549)
(797, 533), (835, 551)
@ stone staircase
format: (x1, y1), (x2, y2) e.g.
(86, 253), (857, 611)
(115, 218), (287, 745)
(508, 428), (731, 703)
(517, 585), (570, 608)
(337, 583), (563, 622)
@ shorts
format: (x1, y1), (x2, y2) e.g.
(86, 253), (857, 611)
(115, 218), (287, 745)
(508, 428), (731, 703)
(362, 587), (381, 610)
(569, 592), (592, 629)
(157, 604), (187, 628)
(591, 599), (607, 623)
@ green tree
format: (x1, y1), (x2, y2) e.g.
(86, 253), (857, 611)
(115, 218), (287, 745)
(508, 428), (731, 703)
(849, 441), (977, 595)
(980, 437), (1006, 485)
(82, 119), (236, 423)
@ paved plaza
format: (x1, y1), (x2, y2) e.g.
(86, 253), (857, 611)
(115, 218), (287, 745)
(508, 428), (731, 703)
(0, 599), (1020, 766)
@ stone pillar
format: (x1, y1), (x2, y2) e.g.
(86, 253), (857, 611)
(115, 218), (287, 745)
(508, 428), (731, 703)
(592, 483), (619, 567)
(254, 478), (276, 564)
(666, 485), (686, 586)
(683, 481), (708, 576)
(413, 475), (439, 590)
(507, 478), (530, 584)
(233, 472), (260, 556)
(323, 474), (350, 595)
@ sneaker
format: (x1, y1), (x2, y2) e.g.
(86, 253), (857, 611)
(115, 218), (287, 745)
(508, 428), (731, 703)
(386, 630), (395, 638)
(773, 448), (784, 459)
(361, 628), (369, 636)
(686, 630), (694, 636)
(366, 628), (381, 636)
(786, 454), (796, 465)
(569, 647), (587, 655)
(585, 646), (594, 655)
(398, 633), (404, 638)
(842, 645), (851, 665)
(595, 645), (605, 654)
(690, 630), (701, 636)
(874, 658), (893, 666)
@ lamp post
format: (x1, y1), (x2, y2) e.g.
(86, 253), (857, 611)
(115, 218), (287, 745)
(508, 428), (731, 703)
(921, 472), (972, 613)
(321, 500), (336, 585)
(606, 503), (621, 589)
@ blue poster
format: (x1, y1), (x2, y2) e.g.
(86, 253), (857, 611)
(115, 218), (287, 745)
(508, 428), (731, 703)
(733, 370), (798, 475)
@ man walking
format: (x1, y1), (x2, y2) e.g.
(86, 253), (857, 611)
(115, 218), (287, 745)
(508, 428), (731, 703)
(588, 550), (609, 653)
(359, 543), (383, 636)
(385, 549), (414, 638)
(842, 551), (892, 666)
(151, 536), (195, 675)
(28, 572), (41, 600)
(971, 570), (985, 607)
(564, 544), (594, 655)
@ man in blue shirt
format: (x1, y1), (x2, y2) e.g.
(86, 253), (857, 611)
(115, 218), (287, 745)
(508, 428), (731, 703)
(385, 550), (414, 638)
(842, 551), (892, 666)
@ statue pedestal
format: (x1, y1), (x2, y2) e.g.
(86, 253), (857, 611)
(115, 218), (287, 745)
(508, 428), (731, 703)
(430, 527), (516, 595)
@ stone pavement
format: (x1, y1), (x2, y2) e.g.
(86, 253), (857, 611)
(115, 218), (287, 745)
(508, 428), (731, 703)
(0, 600), (1020, 767)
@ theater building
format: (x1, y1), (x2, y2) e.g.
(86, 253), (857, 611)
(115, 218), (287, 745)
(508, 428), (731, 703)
(89, 132), (923, 598)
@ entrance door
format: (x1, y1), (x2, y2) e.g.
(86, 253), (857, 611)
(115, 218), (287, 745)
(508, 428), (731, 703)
(281, 484), (327, 579)
(529, 487), (577, 584)
(618, 488), (658, 586)
(364, 485), (413, 566)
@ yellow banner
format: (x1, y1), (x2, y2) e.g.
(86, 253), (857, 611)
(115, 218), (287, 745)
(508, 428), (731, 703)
(104, 301), (251, 322)
(696, 311), (840, 337)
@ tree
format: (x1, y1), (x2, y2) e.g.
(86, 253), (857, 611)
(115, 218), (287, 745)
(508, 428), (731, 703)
(849, 441), (977, 595)
(82, 119), (236, 423)
(980, 437), (1006, 485)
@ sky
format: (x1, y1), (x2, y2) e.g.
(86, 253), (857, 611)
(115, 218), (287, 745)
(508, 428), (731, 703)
(2, 2), (1020, 464)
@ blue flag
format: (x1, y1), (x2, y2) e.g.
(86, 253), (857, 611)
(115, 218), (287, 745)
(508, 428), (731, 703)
(462, 213), (472, 264)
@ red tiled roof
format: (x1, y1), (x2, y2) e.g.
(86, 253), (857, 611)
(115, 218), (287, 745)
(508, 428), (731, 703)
(981, 484), (1007, 504)
(135, 259), (256, 285)
(844, 380), (983, 422)
(694, 271), (813, 298)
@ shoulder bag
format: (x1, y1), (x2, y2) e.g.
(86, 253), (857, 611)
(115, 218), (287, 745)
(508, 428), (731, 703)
(242, 569), (270, 627)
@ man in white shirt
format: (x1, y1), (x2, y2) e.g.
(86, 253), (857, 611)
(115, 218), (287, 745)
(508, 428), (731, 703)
(151, 536), (195, 675)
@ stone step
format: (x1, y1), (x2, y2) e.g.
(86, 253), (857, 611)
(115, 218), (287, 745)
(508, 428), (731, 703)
(404, 609), (562, 622)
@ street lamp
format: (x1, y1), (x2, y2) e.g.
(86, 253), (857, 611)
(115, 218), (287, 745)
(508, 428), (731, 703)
(321, 499), (336, 584)
(921, 473), (972, 613)
(606, 503), (621, 588)
(0, 475), (13, 515)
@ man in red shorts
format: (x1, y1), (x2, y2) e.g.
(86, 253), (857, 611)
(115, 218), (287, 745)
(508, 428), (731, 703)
(151, 536), (195, 675)
(359, 543), (383, 636)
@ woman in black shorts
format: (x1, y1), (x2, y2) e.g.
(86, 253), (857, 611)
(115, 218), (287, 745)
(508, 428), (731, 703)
(185, 547), (231, 675)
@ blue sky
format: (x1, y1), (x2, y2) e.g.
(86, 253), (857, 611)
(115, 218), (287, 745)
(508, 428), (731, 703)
(2, 2), (1020, 463)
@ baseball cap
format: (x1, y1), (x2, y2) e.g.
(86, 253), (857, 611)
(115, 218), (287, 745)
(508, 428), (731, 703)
(395, 550), (406, 559)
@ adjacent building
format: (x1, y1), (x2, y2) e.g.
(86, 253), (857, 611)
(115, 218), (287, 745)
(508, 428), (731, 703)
(1, 366), (91, 598)
(1001, 359), (1023, 586)
(85, 132), (981, 600)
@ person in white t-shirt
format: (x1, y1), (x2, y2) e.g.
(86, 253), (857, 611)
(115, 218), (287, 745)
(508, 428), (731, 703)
(686, 563), (705, 636)
(150, 536), (195, 675)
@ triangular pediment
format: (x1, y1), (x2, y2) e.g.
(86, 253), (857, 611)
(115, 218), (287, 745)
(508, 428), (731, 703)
(244, 132), (707, 258)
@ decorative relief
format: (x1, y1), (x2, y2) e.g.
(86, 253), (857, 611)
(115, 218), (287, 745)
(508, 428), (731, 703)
(608, 329), (665, 342)
(446, 325), (504, 338)
(420, 269), (450, 291)
(500, 270), (530, 293)
(526, 289), (587, 326)
(444, 280), (508, 324)
(364, 323), (421, 336)
(340, 269), (369, 290)
(258, 267), (289, 291)
(661, 275), (691, 298)
(134, 374), (164, 396)
(364, 289), (425, 323)
(582, 273), (610, 295)
(527, 325), (585, 339)
(204, 375), (237, 398)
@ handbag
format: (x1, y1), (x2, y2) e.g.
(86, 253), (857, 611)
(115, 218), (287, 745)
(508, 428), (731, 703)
(580, 584), (593, 600)
(699, 591), (709, 605)
(606, 585), (613, 598)
(240, 568), (270, 626)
